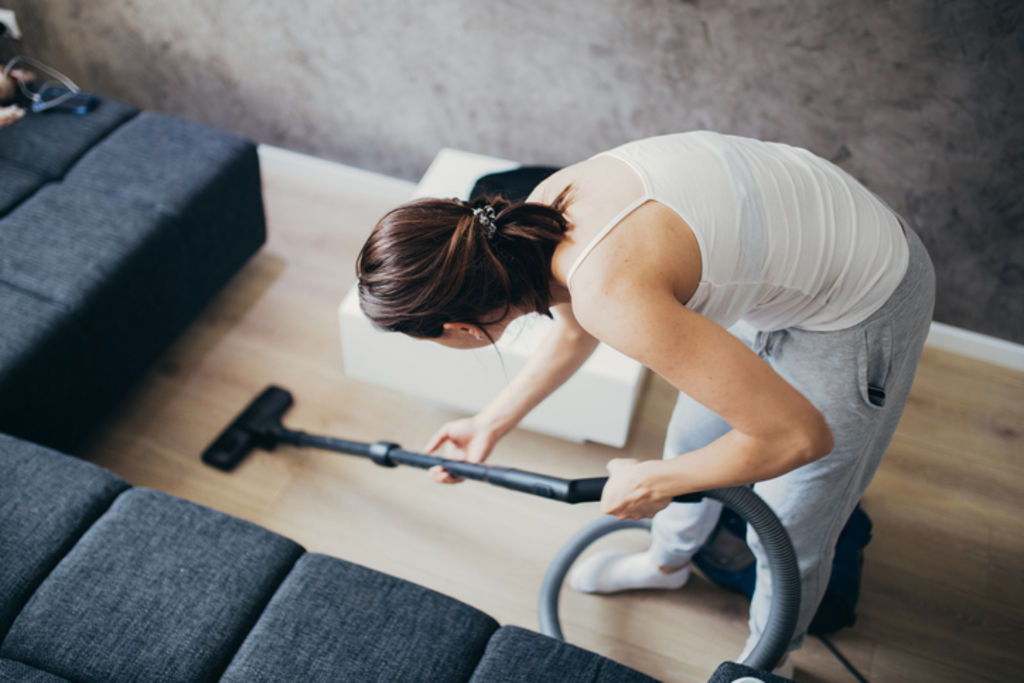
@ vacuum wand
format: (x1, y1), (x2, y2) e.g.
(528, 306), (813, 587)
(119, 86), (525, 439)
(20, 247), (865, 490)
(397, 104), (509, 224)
(278, 428), (609, 503)
(202, 385), (608, 504)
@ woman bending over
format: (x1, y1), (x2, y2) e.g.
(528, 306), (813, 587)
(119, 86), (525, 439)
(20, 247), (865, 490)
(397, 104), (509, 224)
(356, 131), (935, 667)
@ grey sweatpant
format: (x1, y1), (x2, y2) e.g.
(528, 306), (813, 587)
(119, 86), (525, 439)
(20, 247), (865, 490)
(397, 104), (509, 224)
(648, 224), (935, 653)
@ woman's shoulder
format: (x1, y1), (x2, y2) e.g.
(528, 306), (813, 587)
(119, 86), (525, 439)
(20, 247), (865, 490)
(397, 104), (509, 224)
(526, 161), (582, 205)
(533, 156), (647, 277)
(528, 154), (643, 206)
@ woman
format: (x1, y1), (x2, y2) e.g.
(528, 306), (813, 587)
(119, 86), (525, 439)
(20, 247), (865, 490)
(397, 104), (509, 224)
(356, 131), (935, 667)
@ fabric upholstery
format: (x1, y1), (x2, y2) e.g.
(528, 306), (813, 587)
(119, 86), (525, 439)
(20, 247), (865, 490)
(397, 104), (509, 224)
(64, 112), (266, 304)
(0, 98), (136, 179)
(0, 434), (129, 640)
(0, 659), (69, 682)
(0, 427), (660, 682)
(222, 553), (499, 682)
(0, 286), (74, 385)
(0, 184), (184, 308)
(0, 186), (189, 449)
(0, 100), (265, 451)
(0, 161), (46, 218)
(1, 489), (304, 682)
(469, 626), (659, 683)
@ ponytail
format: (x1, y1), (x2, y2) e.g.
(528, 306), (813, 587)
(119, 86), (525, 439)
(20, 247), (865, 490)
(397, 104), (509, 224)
(356, 187), (574, 338)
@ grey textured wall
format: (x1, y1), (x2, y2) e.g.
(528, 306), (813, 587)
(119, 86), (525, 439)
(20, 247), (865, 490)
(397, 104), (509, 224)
(6, 0), (1023, 343)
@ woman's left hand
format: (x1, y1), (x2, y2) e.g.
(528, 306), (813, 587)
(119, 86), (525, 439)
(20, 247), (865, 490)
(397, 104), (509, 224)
(600, 458), (675, 520)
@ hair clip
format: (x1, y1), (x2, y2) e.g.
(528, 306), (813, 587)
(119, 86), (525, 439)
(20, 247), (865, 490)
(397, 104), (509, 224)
(473, 205), (498, 240)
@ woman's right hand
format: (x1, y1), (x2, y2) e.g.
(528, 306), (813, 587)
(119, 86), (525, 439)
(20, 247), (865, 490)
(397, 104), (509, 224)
(424, 416), (502, 484)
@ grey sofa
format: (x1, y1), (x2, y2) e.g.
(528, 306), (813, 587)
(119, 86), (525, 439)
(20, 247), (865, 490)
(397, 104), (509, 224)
(0, 433), (659, 682)
(0, 94), (265, 452)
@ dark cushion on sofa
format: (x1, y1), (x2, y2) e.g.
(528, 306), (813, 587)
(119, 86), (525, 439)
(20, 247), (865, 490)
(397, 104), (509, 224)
(0, 161), (47, 217)
(222, 553), (499, 682)
(0, 659), (69, 682)
(0, 184), (184, 307)
(1, 488), (304, 682)
(66, 111), (256, 209)
(63, 112), (266, 303)
(0, 101), (266, 451)
(469, 626), (659, 682)
(0, 434), (129, 640)
(0, 433), (663, 682)
(0, 286), (73, 381)
(0, 186), (192, 448)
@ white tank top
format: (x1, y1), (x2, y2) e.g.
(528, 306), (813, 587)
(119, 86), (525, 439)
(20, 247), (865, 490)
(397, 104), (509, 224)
(565, 132), (909, 332)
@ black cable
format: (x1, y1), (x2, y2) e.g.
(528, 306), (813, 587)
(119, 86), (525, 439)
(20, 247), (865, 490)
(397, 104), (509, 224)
(815, 634), (869, 683)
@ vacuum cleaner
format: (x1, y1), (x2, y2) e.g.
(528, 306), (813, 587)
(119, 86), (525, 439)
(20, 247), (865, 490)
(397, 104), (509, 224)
(203, 385), (800, 680)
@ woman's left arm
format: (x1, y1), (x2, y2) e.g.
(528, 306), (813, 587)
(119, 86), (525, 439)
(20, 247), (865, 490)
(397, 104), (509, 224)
(572, 274), (834, 520)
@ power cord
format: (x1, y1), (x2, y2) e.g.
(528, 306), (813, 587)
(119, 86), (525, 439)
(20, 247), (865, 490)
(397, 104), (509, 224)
(815, 633), (870, 682)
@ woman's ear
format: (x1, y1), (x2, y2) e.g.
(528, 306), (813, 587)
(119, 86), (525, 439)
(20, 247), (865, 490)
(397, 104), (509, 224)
(442, 322), (486, 342)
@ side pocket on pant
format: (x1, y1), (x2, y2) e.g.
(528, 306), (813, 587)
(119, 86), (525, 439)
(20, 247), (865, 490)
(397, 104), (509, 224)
(857, 320), (894, 408)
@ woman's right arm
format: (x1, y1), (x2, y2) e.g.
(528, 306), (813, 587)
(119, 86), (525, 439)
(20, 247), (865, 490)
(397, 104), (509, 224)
(426, 302), (600, 482)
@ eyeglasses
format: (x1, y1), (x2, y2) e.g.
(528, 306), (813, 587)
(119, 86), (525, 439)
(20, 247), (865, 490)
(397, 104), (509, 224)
(3, 55), (86, 113)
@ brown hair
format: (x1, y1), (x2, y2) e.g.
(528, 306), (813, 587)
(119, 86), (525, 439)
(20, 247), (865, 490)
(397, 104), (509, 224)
(356, 189), (573, 338)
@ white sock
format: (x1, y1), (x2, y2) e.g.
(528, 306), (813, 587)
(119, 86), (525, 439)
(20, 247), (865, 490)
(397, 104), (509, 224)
(569, 551), (691, 594)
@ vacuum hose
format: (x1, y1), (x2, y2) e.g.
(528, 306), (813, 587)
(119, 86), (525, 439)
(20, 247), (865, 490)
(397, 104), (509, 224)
(538, 486), (800, 673)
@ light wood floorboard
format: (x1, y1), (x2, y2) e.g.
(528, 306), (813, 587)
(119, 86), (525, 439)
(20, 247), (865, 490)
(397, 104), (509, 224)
(83, 153), (1024, 682)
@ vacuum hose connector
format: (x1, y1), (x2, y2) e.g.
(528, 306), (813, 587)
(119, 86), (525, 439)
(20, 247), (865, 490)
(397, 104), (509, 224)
(368, 441), (399, 467)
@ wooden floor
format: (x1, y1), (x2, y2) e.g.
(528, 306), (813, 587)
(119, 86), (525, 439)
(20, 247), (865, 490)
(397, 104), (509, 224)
(83, 149), (1024, 683)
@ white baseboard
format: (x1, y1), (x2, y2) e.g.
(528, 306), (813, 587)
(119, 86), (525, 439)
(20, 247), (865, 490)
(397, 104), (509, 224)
(926, 322), (1024, 371)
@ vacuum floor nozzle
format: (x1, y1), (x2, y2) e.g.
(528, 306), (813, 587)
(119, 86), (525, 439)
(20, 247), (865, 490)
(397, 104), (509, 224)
(201, 386), (293, 471)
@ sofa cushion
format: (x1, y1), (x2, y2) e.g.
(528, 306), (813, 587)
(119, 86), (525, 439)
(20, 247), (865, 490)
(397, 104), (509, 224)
(0, 184), (187, 309)
(0, 433), (129, 640)
(222, 553), (499, 682)
(0, 98), (137, 179)
(0, 186), (192, 448)
(0, 285), (76, 384)
(64, 111), (267, 303)
(0, 659), (69, 682)
(0, 489), (304, 682)
(65, 111), (257, 212)
(0, 108), (266, 450)
(0, 161), (47, 218)
(469, 626), (659, 683)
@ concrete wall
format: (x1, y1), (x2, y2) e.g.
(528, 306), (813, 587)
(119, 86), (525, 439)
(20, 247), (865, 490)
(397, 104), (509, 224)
(6, 0), (1022, 343)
